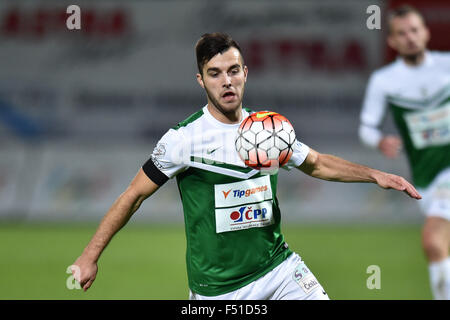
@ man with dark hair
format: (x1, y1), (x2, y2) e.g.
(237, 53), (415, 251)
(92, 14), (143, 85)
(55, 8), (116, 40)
(72, 32), (421, 300)
(196, 32), (244, 75)
(359, 5), (450, 299)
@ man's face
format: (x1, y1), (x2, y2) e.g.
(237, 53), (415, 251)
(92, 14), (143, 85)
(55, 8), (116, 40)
(197, 47), (248, 116)
(388, 12), (429, 58)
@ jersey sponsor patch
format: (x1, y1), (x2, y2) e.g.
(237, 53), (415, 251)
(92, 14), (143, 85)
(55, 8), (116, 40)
(404, 102), (450, 149)
(215, 200), (274, 233)
(292, 262), (320, 294)
(214, 175), (272, 208)
(214, 176), (274, 233)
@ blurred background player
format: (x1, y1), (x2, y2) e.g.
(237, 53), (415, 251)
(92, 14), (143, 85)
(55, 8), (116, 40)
(359, 5), (450, 299)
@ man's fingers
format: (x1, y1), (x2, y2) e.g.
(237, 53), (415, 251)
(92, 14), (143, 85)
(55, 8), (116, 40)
(405, 184), (422, 199)
(405, 189), (421, 199)
(77, 277), (92, 291)
(383, 175), (422, 200)
(387, 176), (405, 190)
(398, 179), (422, 199)
(70, 264), (96, 291)
(70, 265), (81, 282)
(402, 179), (420, 199)
(83, 279), (93, 292)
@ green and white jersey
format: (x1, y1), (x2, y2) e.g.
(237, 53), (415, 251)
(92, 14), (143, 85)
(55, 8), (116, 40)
(142, 105), (310, 296)
(359, 51), (450, 188)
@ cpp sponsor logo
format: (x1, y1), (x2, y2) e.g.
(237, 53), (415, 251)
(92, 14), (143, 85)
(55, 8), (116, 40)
(229, 206), (267, 223)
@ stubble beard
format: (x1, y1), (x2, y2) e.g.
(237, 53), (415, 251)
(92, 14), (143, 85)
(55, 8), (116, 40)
(204, 85), (243, 118)
(402, 48), (426, 66)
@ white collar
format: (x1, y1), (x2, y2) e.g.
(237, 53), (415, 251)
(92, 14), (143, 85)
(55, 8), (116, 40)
(203, 105), (248, 129)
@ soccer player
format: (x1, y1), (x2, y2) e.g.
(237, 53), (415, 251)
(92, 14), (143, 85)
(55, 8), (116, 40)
(72, 32), (421, 300)
(359, 5), (450, 300)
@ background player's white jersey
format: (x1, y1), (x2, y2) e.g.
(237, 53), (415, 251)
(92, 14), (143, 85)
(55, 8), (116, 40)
(359, 51), (450, 148)
(359, 51), (450, 219)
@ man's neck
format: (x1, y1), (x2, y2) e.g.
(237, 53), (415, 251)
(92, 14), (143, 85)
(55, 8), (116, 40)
(402, 51), (426, 66)
(207, 103), (242, 124)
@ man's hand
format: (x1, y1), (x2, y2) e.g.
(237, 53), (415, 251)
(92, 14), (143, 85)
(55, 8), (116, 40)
(69, 169), (160, 292)
(373, 171), (422, 199)
(298, 148), (421, 200)
(71, 256), (98, 292)
(378, 135), (402, 158)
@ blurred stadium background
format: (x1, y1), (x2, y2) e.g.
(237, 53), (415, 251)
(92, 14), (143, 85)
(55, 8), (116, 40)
(1, 0), (449, 300)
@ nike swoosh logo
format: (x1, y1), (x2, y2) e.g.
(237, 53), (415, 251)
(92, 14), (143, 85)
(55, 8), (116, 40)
(207, 147), (221, 154)
(256, 111), (277, 118)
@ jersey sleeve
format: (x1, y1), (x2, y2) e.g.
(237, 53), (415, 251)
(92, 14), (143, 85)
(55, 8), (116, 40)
(359, 71), (387, 148)
(282, 139), (310, 170)
(142, 128), (189, 186)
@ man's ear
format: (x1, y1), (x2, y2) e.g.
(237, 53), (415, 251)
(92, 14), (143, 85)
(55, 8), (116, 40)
(387, 35), (396, 51)
(243, 65), (248, 83)
(423, 26), (430, 45)
(196, 73), (204, 88)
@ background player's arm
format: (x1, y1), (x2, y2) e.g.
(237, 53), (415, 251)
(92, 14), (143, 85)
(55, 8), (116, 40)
(71, 168), (160, 291)
(298, 148), (421, 199)
(359, 72), (402, 158)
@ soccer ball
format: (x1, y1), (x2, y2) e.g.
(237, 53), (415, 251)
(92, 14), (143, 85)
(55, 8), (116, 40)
(235, 111), (296, 169)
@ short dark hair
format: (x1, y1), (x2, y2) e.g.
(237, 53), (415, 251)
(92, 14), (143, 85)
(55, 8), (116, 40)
(387, 5), (426, 33)
(195, 32), (244, 75)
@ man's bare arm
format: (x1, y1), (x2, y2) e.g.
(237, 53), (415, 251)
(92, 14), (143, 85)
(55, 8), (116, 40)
(71, 168), (160, 291)
(298, 148), (421, 199)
